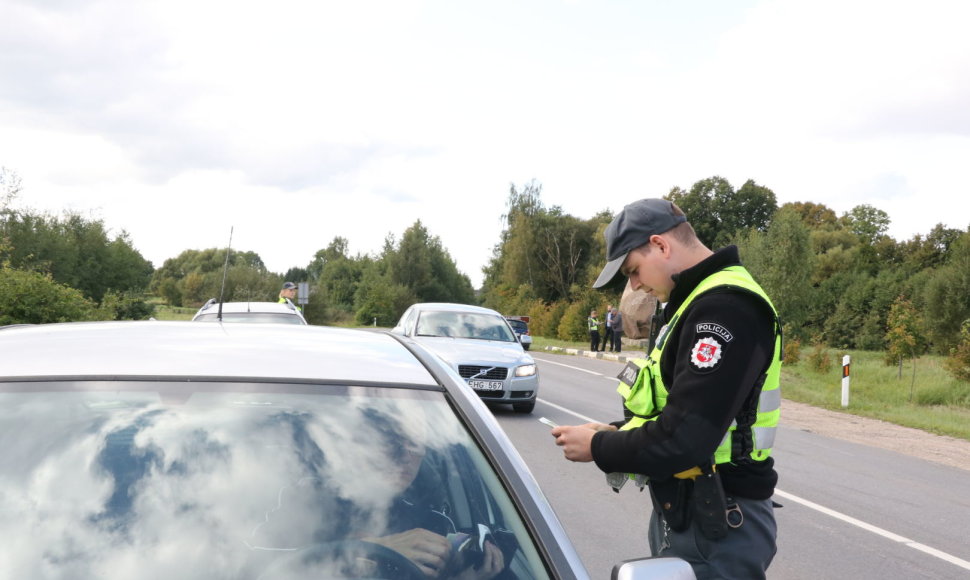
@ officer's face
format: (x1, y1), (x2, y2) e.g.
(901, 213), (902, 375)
(621, 239), (673, 302)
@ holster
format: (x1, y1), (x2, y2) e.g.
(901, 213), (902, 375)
(691, 465), (729, 541)
(648, 478), (692, 532)
(649, 464), (730, 541)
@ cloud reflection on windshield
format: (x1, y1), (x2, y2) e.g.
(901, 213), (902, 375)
(0, 387), (467, 578)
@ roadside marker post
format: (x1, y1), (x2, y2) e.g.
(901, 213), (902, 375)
(841, 355), (851, 407)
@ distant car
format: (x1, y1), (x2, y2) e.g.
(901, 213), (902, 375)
(392, 303), (539, 414)
(506, 316), (532, 350)
(0, 321), (694, 580)
(192, 298), (307, 324)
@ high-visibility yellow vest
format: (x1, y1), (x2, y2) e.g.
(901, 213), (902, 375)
(616, 266), (781, 465)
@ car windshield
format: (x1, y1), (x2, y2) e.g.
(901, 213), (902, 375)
(194, 312), (304, 324)
(0, 383), (548, 579)
(415, 312), (517, 342)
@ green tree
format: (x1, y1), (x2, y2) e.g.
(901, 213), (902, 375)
(303, 238), (372, 324)
(842, 204), (891, 246)
(784, 201), (838, 230)
(353, 264), (415, 327)
(483, 181), (605, 303)
(151, 248), (271, 307)
(1, 167), (22, 209)
(386, 220), (475, 304)
(0, 209), (152, 303)
(821, 269), (906, 350)
(944, 320), (970, 381)
(921, 231), (970, 353)
(666, 177), (733, 247)
(667, 176), (777, 248)
(737, 207), (813, 339)
(898, 224), (964, 274)
(884, 296), (927, 366)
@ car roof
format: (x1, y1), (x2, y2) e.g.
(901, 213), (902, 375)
(0, 321), (437, 387)
(194, 301), (302, 315)
(408, 302), (503, 316)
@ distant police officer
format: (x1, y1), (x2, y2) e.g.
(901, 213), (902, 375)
(587, 310), (602, 353)
(279, 281), (300, 310)
(551, 198), (781, 580)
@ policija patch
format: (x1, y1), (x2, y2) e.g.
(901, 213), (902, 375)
(690, 337), (723, 370)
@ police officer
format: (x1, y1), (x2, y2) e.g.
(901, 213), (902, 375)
(551, 198), (780, 579)
(278, 281), (301, 310)
(587, 310), (602, 353)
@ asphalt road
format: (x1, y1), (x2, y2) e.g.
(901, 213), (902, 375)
(490, 352), (970, 580)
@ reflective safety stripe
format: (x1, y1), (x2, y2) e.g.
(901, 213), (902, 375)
(754, 426), (776, 449)
(759, 387), (782, 413)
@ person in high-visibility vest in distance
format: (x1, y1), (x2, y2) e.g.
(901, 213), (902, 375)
(550, 198), (781, 580)
(278, 281), (301, 311)
(587, 310), (602, 353)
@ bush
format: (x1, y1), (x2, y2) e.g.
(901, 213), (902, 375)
(0, 266), (101, 324)
(783, 334), (801, 365)
(98, 291), (156, 321)
(528, 300), (567, 338)
(556, 302), (588, 342)
(807, 336), (831, 374)
(944, 319), (970, 382)
(557, 293), (606, 342)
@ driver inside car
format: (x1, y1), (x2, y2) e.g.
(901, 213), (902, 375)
(361, 433), (505, 579)
(247, 407), (506, 579)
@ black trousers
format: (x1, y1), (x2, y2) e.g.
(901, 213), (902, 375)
(589, 330), (600, 352)
(602, 327), (613, 351)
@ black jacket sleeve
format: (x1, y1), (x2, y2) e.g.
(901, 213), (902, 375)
(590, 288), (775, 479)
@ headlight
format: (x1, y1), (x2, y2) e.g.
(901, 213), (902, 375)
(514, 364), (536, 377)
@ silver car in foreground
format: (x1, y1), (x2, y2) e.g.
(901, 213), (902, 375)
(392, 303), (539, 414)
(0, 322), (693, 580)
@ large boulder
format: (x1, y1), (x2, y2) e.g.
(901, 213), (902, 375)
(619, 283), (659, 339)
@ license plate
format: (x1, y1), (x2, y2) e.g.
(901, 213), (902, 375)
(468, 380), (504, 391)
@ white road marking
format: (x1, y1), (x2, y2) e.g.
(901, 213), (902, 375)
(773, 489), (970, 572)
(534, 356), (619, 380)
(532, 356), (970, 573)
(536, 398), (598, 424)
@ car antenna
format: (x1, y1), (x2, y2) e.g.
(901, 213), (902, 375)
(217, 226), (234, 321)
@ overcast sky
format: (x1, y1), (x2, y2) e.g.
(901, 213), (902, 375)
(3, 0), (969, 288)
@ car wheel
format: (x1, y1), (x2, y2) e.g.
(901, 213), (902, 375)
(513, 401), (535, 414)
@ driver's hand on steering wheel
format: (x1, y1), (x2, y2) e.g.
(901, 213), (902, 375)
(364, 528), (449, 578)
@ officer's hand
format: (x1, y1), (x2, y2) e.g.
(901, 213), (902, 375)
(363, 528), (449, 578)
(550, 425), (596, 462)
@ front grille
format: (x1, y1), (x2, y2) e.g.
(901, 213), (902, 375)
(459, 365), (508, 380)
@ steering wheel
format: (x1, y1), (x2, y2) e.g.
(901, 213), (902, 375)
(258, 539), (426, 580)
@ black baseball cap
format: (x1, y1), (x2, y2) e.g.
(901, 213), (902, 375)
(281, 281), (298, 290)
(592, 198), (687, 288)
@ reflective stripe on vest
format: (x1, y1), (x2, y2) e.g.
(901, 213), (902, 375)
(616, 266), (781, 465)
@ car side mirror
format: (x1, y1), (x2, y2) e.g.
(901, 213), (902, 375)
(612, 557), (696, 580)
